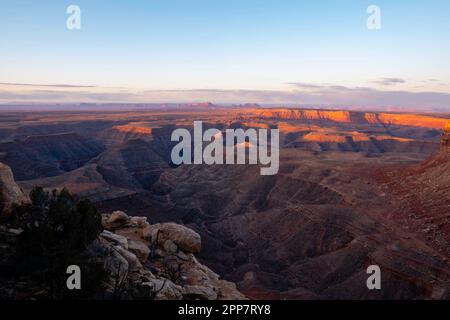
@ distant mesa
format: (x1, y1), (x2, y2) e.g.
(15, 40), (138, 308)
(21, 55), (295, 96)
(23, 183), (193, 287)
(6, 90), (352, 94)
(233, 103), (262, 108)
(303, 132), (348, 143)
(113, 124), (152, 135)
(185, 102), (216, 108)
(250, 108), (449, 130)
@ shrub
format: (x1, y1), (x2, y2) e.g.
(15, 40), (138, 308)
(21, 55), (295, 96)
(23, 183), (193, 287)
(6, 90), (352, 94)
(10, 187), (105, 299)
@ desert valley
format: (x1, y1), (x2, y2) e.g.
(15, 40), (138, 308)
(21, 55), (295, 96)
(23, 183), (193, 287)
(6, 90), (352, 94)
(0, 104), (449, 299)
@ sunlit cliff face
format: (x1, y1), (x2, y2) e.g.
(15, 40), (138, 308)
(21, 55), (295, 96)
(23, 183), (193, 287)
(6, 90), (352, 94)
(445, 122), (450, 132)
(301, 131), (414, 143)
(364, 113), (449, 130)
(113, 124), (153, 135)
(248, 108), (449, 130)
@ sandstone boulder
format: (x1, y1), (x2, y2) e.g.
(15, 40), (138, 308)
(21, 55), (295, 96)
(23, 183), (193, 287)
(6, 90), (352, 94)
(106, 210), (129, 228)
(145, 278), (183, 300)
(143, 222), (201, 254)
(163, 239), (178, 254)
(113, 245), (142, 271)
(100, 230), (128, 249)
(104, 211), (150, 230)
(127, 239), (150, 263)
(182, 285), (218, 300)
(128, 216), (149, 229)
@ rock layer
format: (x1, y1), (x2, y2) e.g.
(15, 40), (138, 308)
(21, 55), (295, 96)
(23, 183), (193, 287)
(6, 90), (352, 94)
(0, 162), (28, 217)
(97, 211), (245, 300)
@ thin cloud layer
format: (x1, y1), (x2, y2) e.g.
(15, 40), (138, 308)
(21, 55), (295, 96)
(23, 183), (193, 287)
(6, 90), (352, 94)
(372, 78), (407, 86)
(0, 83), (449, 112)
(0, 82), (98, 88)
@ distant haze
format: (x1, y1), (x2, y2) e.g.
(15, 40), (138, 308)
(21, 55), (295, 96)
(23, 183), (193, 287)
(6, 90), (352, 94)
(0, 1), (449, 112)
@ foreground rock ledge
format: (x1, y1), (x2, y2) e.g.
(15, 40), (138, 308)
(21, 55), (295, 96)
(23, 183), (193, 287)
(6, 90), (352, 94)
(98, 211), (246, 300)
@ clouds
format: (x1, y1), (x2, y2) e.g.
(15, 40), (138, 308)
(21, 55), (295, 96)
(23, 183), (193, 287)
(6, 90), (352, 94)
(372, 78), (406, 86)
(286, 82), (324, 89)
(0, 82), (449, 112)
(281, 83), (450, 110)
(0, 82), (98, 88)
(0, 89), (132, 103)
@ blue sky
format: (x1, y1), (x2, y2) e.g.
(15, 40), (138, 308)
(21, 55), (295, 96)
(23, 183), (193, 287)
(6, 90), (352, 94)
(1, 0), (450, 109)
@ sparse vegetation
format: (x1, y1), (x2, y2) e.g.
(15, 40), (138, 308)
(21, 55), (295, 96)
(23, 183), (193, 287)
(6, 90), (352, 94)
(161, 255), (185, 285)
(9, 187), (106, 299)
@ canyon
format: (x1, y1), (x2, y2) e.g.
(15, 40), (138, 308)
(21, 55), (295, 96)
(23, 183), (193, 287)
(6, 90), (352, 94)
(0, 105), (449, 299)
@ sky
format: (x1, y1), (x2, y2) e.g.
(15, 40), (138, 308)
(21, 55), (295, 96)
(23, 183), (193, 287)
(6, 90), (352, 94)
(1, 0), (450, 110)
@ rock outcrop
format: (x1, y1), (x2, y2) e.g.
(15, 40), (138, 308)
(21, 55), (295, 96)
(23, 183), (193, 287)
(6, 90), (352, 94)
(440, 122), (450, 153)
(0, 162), (28, 217)
(142, 222), (201, 254)
(96, 211), (245, 300)
(378, 126), (450, 260)
(0, 209), (245, 300)
(247, 108), (449, 130)
(0, 160), (243, 300)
